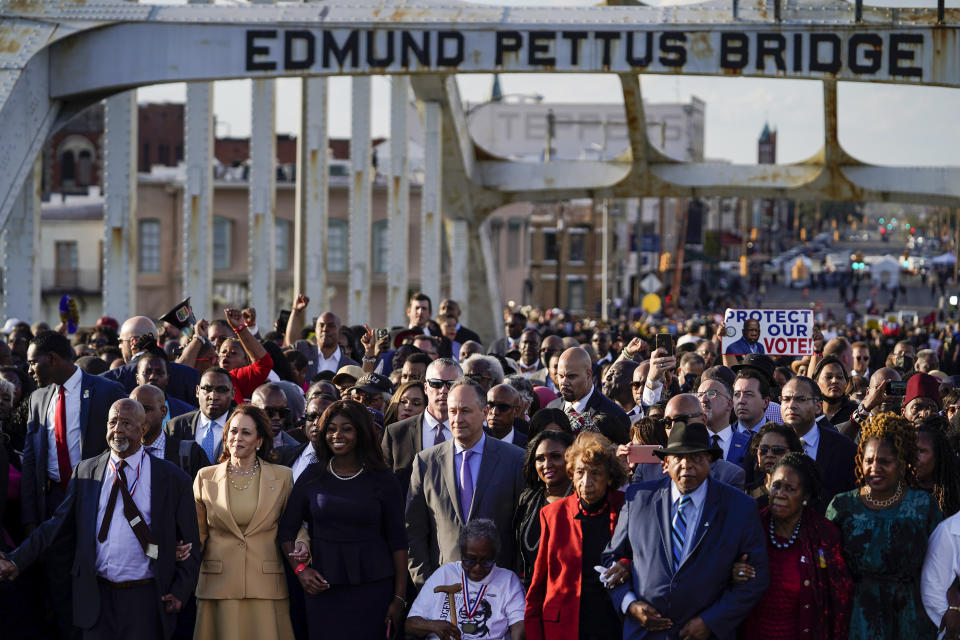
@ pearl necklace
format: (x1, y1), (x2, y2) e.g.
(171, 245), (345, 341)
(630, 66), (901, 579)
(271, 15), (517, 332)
(328, 459), (364, 481)
(863, 482), (904, 509)
(769, 515), (802, 549)
(228, 459), (260, 491)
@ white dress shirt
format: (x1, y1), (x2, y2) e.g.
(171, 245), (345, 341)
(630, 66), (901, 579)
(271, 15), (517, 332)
(46, 366), (83, 481)
(922, 512), (960, 628)
(799, 424), (821, 461)
(421, 410), (451, 451)
(316, 346), (343, 374)
(95, 447), (153, 582)
(566, 387), (595, 414)
(641, 381), (663, 407)
(708, 426), (734, 460)
(291, 444), (319, 483)
(621, 479), (709, 613)
(195, 412), (229, 459)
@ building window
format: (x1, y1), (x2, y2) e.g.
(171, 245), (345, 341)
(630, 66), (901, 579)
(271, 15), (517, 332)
(55, 241), (78, 288)
(275, 218), (291, 271)
(543, 228), (558, 262)
(373, 220), (389, 274)
(141, 143), (150, 172)
(568, 279), (587, 313)
(138, 219), (161, 273)
(328, 219), (347, 272)
(61, 151), (75, 184)
(158, 144), (169, 166)
(569, 230), (586, 263)
(507, 220), (522, 268)
(489, 220), (503, 267)
(213, 216), (232, 270)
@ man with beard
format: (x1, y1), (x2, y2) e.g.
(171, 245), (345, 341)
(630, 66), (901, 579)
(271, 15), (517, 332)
(602, 360), (640, 419)
(780, 376), (857, 508)
(547, 348), (630, 444)
(0, 399), (201, 640)
(251, 383), (299, 450)
(725, 318), (765, 355)
(165, 368), (234, 467)
(133, 384), (206, 479)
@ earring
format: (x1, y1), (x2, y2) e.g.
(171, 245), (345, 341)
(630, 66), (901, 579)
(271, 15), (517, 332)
(802, 500), (808, 506)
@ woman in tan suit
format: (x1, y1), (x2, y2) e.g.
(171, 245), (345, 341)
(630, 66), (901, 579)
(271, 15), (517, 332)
(193, 403), (295, 640)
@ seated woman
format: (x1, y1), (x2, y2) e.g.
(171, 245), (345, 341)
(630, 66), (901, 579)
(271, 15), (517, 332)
(525, 431), (630, 640)
(406, 519), (525, 640)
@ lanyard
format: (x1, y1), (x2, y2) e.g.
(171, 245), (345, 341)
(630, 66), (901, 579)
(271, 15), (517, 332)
(460, 572), (488, 622)
(108, 452), (143, 497)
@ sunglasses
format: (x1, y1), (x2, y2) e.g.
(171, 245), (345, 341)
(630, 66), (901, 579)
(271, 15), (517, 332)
(199, 384), (231, 394)
(264, 407), (290, 419)
(758, 445), (789, 456)
(426, 379), (456, 390)
(486, 401), (516, 413)
(662, 413), (703, 428)
(304, 412), (323, 422)
(461, 555), (496, 569)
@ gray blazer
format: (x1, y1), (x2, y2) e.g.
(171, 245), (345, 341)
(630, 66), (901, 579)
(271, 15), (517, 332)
(633, 457), (746, 491)
(381, 412), (428, 497)
(405, 435), (525, 588)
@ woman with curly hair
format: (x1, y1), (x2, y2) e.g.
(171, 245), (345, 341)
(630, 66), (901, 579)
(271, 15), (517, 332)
(735, 453), (853, 639)
(916, 417), (960, 517)
(826, 412), (943, 640)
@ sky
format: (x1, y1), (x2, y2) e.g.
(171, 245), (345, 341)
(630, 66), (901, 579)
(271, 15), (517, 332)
(135, 0), (960, 167)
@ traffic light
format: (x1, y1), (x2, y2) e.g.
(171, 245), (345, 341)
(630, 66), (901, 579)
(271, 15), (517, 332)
(880, 227), (886, 235)
(879, 217), (885, 224)
(739, 255), (748, 276)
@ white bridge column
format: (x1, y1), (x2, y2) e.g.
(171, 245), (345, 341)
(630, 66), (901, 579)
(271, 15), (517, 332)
(294, 77), (329, 314)
(387, 77), (410, 327)
(102, 91), (138, 320)
(348, 76), (372, 325)
(1, 156), (40, 323)
(448, 219), (469, 325)
(249, 77), (276, 322)
(420, 101), (442, 306)
(182, 81), (214, 319)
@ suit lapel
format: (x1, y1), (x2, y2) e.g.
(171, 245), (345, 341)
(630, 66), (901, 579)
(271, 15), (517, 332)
(683, 481), (719, 569)
(656, 484), (672, 567)
(205, 464), (244, 539)
(411, 414), (425, 455)
(245, 463), (279, 535)
(149, 454), (166, 566)
(439, 443), (463, 523)
(78, 372), (91, 449)
(84, 453), (111, 557)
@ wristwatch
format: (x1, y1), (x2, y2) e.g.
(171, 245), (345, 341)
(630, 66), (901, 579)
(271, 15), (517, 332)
(851, 403), (870, 424)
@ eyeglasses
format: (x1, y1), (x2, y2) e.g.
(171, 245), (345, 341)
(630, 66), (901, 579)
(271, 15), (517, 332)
(855, 356), (870, 361)
(758, 445), (789, 456)
(426, 379), (456, 390)
(696, 390), (728, 401)
(304, 412), (323, 422)
(631, 381), (644, 389)
(461, 555), (496, 569)
(486, 401), (517, 413)
(781, 395), (815, 404)
(199, 384), (231, 394)
(662, 413), (703, 427)
(264, 407), (290, 419)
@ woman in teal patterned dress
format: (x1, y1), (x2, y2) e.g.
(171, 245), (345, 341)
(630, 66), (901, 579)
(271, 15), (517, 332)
(826, 412), (943, 640)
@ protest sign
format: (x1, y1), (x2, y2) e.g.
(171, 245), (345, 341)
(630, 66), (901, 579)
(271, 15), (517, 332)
(722, 308), (815, 357)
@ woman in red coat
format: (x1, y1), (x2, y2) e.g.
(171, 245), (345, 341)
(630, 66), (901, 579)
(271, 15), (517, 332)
(525, 431), (630, 640)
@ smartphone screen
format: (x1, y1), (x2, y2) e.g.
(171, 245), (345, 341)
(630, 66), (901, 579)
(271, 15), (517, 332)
(888, 381), (907, 397)
(627, 445), (663, 465)
(655, 333), (674, 356)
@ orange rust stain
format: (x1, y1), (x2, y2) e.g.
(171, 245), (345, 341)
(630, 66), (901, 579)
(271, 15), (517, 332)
(689, 32), (713, 60)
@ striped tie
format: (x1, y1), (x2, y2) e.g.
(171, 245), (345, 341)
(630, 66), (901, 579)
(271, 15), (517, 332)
(672, 495), (692, 572)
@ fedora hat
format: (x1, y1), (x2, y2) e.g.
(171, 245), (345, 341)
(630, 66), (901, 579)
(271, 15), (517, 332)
(731, 354), (776, 386)
(653, 421), (722, 461)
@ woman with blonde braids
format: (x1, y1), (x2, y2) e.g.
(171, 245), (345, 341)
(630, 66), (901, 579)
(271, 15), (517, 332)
(826, 412), (943, 640)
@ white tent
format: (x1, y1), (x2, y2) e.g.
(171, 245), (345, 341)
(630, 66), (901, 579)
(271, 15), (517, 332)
(932, 252), (956, 265)
(869, 255), (900, 288)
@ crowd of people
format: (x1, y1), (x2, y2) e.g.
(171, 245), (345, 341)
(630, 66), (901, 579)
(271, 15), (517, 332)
(1, 291), (960, 639)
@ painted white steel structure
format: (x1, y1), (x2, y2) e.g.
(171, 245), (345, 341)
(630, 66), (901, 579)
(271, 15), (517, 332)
(0, 0), (958, 336)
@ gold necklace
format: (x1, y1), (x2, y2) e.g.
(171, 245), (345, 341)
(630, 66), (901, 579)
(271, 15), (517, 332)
(863, 482), (903, 509)
(229, 459), (260, 491)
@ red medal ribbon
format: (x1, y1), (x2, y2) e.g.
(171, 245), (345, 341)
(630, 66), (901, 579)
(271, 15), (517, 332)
(460, 572), (488, 622)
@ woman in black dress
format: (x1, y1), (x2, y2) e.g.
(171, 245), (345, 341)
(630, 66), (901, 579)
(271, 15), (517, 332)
(278, 400), (408, 639)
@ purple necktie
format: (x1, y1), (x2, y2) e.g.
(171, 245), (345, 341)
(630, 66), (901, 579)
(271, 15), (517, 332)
(459, 450), (474, 518)
(433, 425), (445, 447)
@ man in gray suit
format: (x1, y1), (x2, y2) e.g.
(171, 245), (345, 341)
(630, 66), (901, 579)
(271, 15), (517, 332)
(633, 394), (746, 490)
(405, 379), (525, 588)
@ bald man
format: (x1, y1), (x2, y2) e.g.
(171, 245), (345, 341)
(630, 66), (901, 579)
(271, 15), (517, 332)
(133, 384), (207, 479)
(284, 300), (360, 382)
(484, 384), (528, 448)
(632, 394), (746, 490)
(101, 315), (201, 405)
(546, 347), (630, 444)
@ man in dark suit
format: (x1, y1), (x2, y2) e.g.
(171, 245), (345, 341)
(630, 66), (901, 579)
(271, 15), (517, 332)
(438, 298), (481, 345)
(697, 378), (751, 467)
(724, 318), (765, 355)
(132, 385), (206, 479)
(484, 384), (528, 449)
(283, 295), (361, 382)
(604, 422), (769, 639)
(165, 368), (234, 467)
(0, 398), (202, 640)
(547, 347), (630, 444)
(405, 380), (525, 588)
(487, 312), (527, 357)
(101, 316), (200, 406)
(382, 357), (462, 495)
(781, 376), (857, 510)
(22, 330), (127, 639)
(134, 354), (197, 429)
